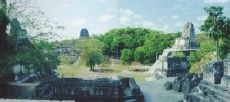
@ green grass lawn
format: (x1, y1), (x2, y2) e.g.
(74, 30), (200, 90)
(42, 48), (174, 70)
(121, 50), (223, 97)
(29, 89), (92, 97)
(56, 59), (151, 82)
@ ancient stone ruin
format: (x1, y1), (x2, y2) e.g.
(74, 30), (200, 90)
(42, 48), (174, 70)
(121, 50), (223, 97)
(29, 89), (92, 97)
(166, 57), (188, 77)
(174, 60), (230, 102)
(171, 74), (202, 95)
(187, 60), (230, 102)
(173, 22), (197, 49)
(80, 29), (89, 38)
(203, 61), (224, 84)
(35, 78), (144, 102)
(149, 22), (198, 77)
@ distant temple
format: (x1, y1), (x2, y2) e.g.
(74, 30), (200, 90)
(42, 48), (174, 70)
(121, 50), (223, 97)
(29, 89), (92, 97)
(80, 29), (89, 38)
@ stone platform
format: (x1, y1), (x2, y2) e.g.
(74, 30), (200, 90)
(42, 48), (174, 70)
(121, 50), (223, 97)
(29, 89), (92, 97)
(0, 78), (144, 102)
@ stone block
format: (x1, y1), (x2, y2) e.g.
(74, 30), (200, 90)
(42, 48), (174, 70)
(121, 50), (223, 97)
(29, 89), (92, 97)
(164, 81), (172, 90)
(187, 94), (203, 102)
(172, 76), (184, 92)
(203, 61), (224, 84)
(182, 78), (191, 95)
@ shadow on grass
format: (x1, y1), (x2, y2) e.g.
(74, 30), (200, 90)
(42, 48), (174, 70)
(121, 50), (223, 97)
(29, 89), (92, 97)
(129, 69), (149, 72)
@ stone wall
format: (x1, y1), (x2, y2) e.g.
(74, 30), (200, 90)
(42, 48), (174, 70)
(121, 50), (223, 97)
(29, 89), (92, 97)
(185, 60), (230, 102)
(165, 57), (188, 77)
(171, 74), (202, 94)
(187, 81), (230, 102)
(35, 78), (143, 101)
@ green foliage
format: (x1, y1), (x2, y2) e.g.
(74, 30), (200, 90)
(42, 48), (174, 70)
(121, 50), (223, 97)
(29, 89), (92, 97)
(99, 27), (180, 64)
(0, 0), (10, 74)
(82, 38), (105, 71)
(10, 18), (27, 39)
(200, 6), (230, 59)
(11, 40), (59, 73)
(0, 0), (8, 21)
(35, 41), (59, 70)
(120, 49), (133, 64)
(99, 28), (152, 58)
(174, 51), (185, 57)
(139, 32), (180, 64)
(189, 35), (216, 73)
(7, 17), (59, 73)
(134, 47), (145, 63)
(219, 38), (230, 59)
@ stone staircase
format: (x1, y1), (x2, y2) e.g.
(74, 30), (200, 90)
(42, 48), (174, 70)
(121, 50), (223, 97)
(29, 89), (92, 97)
(149, 48), (172, 74)
(147, 22), (198, 80)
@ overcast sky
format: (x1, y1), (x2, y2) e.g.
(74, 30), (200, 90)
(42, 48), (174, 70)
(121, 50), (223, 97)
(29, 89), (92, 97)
(37, 0), (230, 39)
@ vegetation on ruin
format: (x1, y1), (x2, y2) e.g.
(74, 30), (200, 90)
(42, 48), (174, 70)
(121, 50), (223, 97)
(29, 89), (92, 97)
(189, 35), (216, 73)
(174, 51), (186, 57)
(189, 6), (230, 73)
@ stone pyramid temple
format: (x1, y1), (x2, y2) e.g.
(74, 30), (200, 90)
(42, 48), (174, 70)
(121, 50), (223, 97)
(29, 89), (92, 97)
(148, 22), (198, 78)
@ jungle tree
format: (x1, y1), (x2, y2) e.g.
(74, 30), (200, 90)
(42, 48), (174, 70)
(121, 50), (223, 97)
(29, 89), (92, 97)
(200, 6), (230, 59)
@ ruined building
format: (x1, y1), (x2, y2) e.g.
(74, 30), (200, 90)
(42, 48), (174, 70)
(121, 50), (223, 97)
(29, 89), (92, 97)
(35, 78), (144, 102)
(149, 22), (198, 77)
(186, 60), (230, 102)
(80, 29), (89, 38)
(173, 22), (197, 49)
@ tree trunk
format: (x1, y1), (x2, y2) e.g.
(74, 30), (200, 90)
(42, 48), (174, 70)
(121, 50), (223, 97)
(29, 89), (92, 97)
(0, 0), (8, 48)
(0, 0), (9, 75)
(216, 39), (220, 60)
(90, 66), (94, 71)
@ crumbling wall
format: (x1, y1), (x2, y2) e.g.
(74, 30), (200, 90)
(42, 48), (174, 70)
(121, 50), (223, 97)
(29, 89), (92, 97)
(166, 57), (188, 77)
(35, 78), (143, 101)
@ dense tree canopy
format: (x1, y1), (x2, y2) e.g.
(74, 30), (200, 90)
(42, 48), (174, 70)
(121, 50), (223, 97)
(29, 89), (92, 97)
(99, 27), (180, 64)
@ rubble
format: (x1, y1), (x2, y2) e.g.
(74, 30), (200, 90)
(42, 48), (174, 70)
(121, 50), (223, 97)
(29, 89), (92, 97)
(186, 60), (230, 102)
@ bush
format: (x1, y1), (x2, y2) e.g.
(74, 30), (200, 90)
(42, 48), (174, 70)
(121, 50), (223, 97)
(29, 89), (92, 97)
(134, 47), (145, 63)
(174, 51), (185, 57)
(120, 49), (133, 64)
